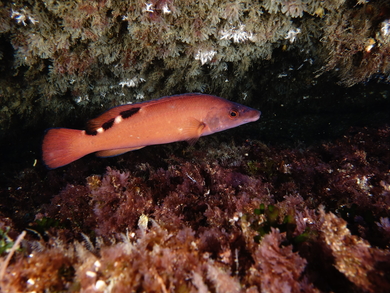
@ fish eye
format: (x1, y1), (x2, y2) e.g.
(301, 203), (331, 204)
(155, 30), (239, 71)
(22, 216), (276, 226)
(229, 109), (239, 119)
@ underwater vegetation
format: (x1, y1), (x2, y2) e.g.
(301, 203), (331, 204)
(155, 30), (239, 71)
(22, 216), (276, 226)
(1, 125), (390, 292)
(1, 0), (390, 291)
(1, 0), (390, 131)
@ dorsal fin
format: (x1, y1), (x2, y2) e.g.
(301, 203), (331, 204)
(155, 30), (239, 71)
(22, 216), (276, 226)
(84, 93), (217, 135)
(86, 105), (141, 135)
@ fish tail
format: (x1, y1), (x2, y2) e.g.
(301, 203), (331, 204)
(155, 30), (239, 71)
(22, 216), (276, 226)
(42, 128), (91, 169)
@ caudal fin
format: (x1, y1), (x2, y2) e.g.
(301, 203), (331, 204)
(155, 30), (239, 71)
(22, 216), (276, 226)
(42, 128), (89, 169)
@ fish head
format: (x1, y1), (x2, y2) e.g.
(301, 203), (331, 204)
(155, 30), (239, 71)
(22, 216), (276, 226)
(203, 100), (261, 135)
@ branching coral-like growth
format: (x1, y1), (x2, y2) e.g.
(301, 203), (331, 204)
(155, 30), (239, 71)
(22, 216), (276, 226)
(4, 0), (384, 130)
(280, 0), (306, 18)
(321, 1), (390, 85)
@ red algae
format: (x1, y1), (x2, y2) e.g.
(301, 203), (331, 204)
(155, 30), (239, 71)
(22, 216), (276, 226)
(252, 228), (311, 293)
(1, 126), (390, 292)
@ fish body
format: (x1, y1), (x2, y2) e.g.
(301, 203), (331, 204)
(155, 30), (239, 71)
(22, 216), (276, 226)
(42, 93), (261, 169)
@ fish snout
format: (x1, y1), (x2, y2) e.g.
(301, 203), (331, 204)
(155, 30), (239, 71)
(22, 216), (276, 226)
(245, 108), (261, 122)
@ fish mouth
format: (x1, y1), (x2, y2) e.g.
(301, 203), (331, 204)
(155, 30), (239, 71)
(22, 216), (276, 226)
(245, 109), (261, 122)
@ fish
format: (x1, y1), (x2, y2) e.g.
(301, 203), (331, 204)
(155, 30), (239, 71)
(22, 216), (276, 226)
(42, 93), (261, 169)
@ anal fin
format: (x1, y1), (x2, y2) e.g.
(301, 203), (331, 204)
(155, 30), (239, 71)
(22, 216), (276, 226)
(95, 146), (145, 157)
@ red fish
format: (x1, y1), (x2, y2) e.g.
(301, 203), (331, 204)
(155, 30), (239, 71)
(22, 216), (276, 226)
(42, 93), (260, 169)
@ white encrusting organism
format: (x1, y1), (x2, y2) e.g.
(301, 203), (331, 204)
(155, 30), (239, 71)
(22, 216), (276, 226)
(162, 4), (171, 14)
(195, 49), (217, 65)
(285, 28), (301, 43)
(381, 20), (390, 37)
(143, 3), (154, 13)
(219, 25), (254, 43)
(11, 8), (39, 26)
(119, 77), (146, 88)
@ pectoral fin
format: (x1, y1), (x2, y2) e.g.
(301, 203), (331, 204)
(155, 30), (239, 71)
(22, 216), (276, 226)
(182, 118), (206, 146)
(95, 146), (145, 157)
